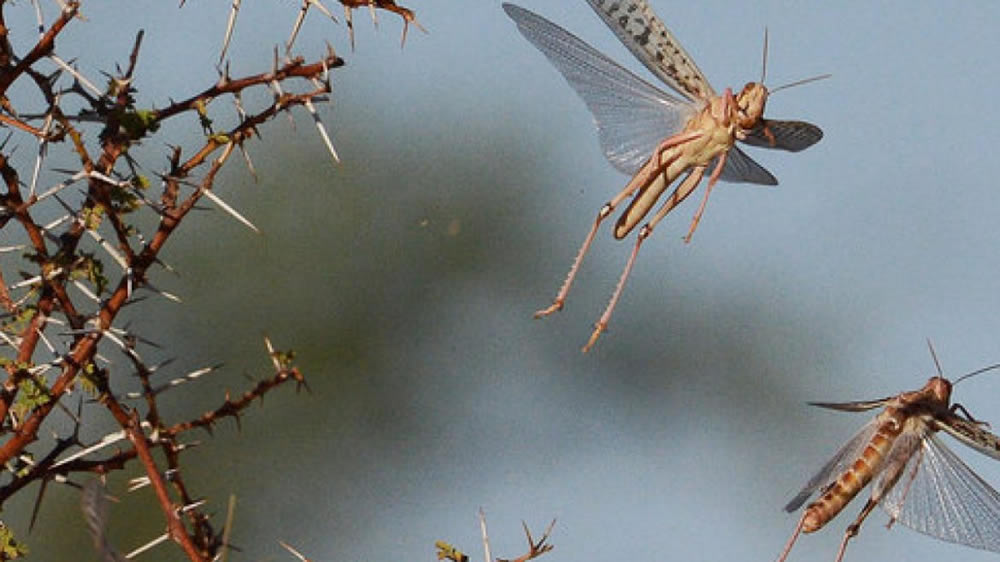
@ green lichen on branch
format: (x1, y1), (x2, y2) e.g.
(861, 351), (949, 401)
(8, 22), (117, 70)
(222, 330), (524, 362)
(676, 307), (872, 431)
(0, 522), (28, 560)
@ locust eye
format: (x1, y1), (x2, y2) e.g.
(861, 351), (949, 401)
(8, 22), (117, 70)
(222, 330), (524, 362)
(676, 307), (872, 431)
(736, 82), (768, 128)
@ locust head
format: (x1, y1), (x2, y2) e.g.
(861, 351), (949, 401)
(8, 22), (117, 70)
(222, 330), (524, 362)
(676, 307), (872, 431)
(735, 82), (768, 131)
(926, 376), (953, 405)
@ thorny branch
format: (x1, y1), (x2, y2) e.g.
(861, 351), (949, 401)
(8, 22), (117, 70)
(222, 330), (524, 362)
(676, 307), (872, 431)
(340, 0), (427, 48)
(498, 520), (557, 562)
(437, 517), (557, 562)
(0, 0), (421, 559)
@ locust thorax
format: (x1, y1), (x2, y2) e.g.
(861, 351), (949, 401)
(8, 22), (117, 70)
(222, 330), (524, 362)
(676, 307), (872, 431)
(708, 88), (737, 126)
(735, 82), (768, 130)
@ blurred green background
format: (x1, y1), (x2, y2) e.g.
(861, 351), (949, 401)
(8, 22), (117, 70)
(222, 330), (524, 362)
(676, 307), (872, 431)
(8, 1), (1000, 561)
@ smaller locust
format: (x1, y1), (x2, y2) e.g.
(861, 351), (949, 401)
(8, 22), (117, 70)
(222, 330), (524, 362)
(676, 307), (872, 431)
(778, 350), (1000, 562)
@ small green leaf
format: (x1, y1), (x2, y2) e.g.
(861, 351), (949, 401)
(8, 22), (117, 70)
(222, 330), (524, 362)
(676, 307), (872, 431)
(435, 541), (468, 562)
(116, 108), (160, 140)
(11, 376), (50, 420)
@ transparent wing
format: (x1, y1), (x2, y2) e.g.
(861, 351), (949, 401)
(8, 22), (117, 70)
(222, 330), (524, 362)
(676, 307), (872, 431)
(871, 428), (923, 503)
(740, 120), (824, 153)
(584, 0), (714, 102)
(503, 4), (696, 175)
(935, 416), (1000, 462)
(880, 433), (1000, 553)
(713, 146), (777, 186)
(785, 417), (882, 512)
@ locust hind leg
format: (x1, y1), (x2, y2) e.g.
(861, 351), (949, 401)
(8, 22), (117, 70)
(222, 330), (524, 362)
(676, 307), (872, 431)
(534, 138), (697, 319)
(833, 499), (878, 562)
(775, 513), (808, 562)
(635, 130), (704, 187)
(534, 174), (648, 318)
(582, 166), (706, 352)
(682, 149), (728, 243)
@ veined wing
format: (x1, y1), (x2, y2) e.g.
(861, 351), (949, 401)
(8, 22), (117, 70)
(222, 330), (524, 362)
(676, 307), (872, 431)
(715, 120), (825, 184)
(584, 0), (714, 102)
(871, 427), (923, 502)
(740, 120), (824, 153)
(785, 417), (883, 512)
(714, 147), (777, 186)
(880, 433), (1000, 553)
(504, 3), (696, 175)
(935, 416), (1000, 462)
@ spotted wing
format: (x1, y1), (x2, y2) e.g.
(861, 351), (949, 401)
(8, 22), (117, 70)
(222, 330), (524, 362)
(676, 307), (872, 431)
(785, 417), (882, 512)
(584, 0), (714, 102)
(740, 120), (824, 153)
(504, 3), (697, 175)
(880, 433), (1000, 553)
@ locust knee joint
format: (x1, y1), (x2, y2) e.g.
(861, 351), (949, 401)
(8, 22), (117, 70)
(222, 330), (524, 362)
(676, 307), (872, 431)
(846, 523), (860, 538)
(598, 203), (614, 220)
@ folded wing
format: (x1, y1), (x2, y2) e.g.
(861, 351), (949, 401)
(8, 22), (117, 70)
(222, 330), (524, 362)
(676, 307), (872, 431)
(741, 119), (824, 153)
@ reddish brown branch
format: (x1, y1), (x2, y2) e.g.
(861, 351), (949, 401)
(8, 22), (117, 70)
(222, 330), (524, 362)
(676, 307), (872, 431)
(151, 53), (343, 126)
(0, 2), (79, 93)
(0, 268), (13, 312)
(0, 112), (48, 138)
(167, 367), (306, 435)
(498, 520), (557, 562)
(340, 0), (419, 24)
(127, 412), (205, 561)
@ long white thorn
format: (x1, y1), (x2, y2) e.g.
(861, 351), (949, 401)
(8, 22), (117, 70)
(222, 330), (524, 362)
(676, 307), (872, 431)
(49, 55), (103, 97)
(35, 169), (87, 204)
(286, 0), (309, 55)
(140, 280), (182, 303)
(124, 364), (221, 399)
(199, 187), (260, 233)
(70, 280), (100, 303)
(125, 533), (170, 559)
(219, 0), (241, 65)
(479, 508), (492, 562)
(304, 98), (339, 164)
(279, 540), (311, 562)
(52, 422), (153, 468)
(29, 110), (55, 198)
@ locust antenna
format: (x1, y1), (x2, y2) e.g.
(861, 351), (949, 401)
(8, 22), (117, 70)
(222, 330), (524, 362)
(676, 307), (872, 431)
(760, 27), (769, 84)
(953, 362), (1000, 386)
(769, 73), (832, 95)
(927, 338), (944, 377)
(925, 338), (1000, 386)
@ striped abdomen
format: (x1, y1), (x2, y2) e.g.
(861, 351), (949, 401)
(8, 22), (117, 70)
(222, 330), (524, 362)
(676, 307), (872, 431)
(801, 417), (903, 533)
